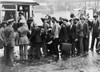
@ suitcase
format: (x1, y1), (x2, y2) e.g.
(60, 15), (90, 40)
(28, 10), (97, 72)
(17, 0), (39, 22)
(61, 43), (72, 52)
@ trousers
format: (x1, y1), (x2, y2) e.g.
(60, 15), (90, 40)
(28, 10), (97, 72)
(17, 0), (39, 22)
(4, 46), (14, 66)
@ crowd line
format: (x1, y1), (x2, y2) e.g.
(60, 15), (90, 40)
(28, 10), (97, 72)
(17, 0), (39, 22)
(0, 12), (100, 66)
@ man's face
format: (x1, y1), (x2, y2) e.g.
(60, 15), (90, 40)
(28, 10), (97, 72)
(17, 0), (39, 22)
(59, 18), (63, 21)
(63, 20), (67, 24)
(45, 15), (48, 19)
(44, 20), (48, 23)
(94, 17), (98, 20)
(70, 20), (74, 24)
(81, 19), (85, 23)
(74, 20), (78, 24)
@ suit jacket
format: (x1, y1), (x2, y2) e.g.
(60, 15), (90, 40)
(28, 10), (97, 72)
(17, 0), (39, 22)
(77, 21), (84, 37)
(83, 23), (89, 37)
(91, 20), (99, 33)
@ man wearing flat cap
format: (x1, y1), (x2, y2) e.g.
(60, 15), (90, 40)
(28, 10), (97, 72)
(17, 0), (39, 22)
(2, 19), (15, 66)
(91, 14), (100, 51)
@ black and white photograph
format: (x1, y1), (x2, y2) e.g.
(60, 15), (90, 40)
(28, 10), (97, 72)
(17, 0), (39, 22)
(0, 0), (100, 72)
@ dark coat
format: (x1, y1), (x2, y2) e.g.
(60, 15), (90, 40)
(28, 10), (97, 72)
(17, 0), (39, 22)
(59, 23), (70, 43)
(92, 20), (99, 33)
(87, 20), (92, 30)
(77, 21), (84, 37)
(69, 24), (77, 40)
(30, 26), (42, 44)
(83, 23), (89, 37)
(91, 20), (100, 37)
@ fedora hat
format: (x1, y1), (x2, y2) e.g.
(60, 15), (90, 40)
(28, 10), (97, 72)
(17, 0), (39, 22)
(63, 18), (68, 22)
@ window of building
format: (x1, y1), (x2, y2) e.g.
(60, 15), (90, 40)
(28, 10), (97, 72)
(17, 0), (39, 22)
(1, 5), (16, 22)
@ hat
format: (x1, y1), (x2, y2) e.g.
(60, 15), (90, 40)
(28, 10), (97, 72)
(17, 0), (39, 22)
(63, 18), (68, 22)
(69, 19), (73, 22)
(70, 13), (75, 18)
(7, 19), (14, 24)
(52, 17), (57, 21)
(93, 14), (98, 18)
(74, 18), (79, 21)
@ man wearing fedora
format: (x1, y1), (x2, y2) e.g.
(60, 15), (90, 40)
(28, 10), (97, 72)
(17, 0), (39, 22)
(3, 19), (15, 66)
(91, 14), (100, 51)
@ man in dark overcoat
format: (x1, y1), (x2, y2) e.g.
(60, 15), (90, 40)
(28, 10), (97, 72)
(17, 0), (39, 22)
(91, 14), (100, 51)
(69, 19), (78, 57)
(30, 23), (42, 60)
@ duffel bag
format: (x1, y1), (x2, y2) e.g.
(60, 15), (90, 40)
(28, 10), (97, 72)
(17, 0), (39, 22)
(61, 43), (72, 52)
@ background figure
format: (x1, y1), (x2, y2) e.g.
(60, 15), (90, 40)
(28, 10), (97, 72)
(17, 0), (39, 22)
(51, 17), (61, 61)
(73, 18), (80, 56)
(29, 23), (42, 60)
(91, 14), (100, 51)
(69, 19), (78, 57)
(27, 17), (33, 39)
(18, 21), (29, 61)
(59, 18), (70, 58)
(3, 19), (15, 66)
(27, 17), (33, 30)
(77, 17), (84, 55)
(83, 18), (89, 53)
(41, 17), (50, 57)
(0, 22), (7, 49)
(18, 11), (27, 27)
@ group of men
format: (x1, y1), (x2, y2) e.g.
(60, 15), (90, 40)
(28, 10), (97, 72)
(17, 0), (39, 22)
(31, 13), (100, 61)
(1, 12), (100, 66)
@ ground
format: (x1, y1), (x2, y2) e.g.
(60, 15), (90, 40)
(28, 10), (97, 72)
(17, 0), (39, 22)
(0, 50), (100, 72)
(0, 33), (100, 72)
